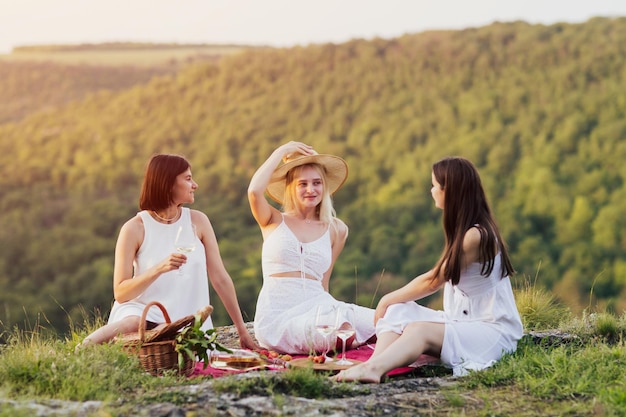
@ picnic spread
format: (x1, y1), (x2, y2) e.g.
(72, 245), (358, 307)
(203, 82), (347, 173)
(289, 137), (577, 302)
(191, 344), (440, 378)
(115, 302), (440, 378)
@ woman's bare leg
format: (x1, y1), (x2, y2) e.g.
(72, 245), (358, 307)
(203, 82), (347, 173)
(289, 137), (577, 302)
(78, 316), (141, 348)
(368, 331), (400, 360)
(332, 322), (444, 383)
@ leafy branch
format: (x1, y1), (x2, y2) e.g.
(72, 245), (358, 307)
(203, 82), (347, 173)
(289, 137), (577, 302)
(175, 314), (231, 369)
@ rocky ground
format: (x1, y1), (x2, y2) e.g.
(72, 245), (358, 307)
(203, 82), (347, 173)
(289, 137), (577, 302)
(1, 324), (574, 416)
(4, 369), (457, 417)
(130, 322), (458, 416)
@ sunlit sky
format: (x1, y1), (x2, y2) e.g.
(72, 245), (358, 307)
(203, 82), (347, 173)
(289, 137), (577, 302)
(1, 0), (625, 54)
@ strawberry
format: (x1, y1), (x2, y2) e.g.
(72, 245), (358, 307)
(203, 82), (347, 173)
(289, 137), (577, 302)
(313, 355), (325, 364)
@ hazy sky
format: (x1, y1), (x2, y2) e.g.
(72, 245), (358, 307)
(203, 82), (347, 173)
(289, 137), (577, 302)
(1, 0), (625, 54)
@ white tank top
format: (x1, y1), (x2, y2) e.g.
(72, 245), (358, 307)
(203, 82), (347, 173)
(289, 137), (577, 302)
(261, 218), (332, 281)
(107, 207), (213, 329)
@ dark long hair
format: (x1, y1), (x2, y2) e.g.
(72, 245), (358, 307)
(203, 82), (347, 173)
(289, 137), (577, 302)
(139, 154), (190, 211)
(431, 157), (514, 285)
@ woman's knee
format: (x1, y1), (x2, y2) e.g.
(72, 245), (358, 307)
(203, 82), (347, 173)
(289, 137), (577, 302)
(404, 321), (444, 352)
(405, 321), (429, 332)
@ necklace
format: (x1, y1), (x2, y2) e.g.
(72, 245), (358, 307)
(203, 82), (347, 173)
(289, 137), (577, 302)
(304, 219), (312, 224)
(152, 208), (180, 223)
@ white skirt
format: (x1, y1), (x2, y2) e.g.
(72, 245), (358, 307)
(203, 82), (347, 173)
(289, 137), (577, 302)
(254, 277), (375, 354)
(377, 301), (519, 376)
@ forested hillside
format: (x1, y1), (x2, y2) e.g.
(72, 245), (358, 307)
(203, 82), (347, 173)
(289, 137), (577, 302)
(0, 42), (260, 124)
(0, 61), (173, 124)
(1, 17), (625, 336)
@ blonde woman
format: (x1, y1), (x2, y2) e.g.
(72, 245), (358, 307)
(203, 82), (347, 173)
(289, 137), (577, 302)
(248, 141), (376, 354)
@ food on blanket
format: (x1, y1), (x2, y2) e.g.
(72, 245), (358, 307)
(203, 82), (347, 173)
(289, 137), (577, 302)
(308, 354), (326, 364)
(210, 349), (263, 370)
(256, 349), (290, 360)
(225, 356), (263, 370)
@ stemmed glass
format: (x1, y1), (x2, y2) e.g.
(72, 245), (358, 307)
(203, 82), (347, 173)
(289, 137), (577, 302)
(315, 304), (337, 363)
(174, 223), (197, 275)
(335, 305), (356, 366)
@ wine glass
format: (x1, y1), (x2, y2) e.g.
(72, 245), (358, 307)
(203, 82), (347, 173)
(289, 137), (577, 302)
(174, 223), (197, 275)
(335, 305), (356, 366)
(315, 304), (337, 362)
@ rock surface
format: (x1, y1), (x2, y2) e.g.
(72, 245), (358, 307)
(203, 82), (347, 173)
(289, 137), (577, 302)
(1, 323), (574, 416)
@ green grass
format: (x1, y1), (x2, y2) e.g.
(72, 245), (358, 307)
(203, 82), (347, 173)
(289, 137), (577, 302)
(0, 315), (204, 408)
(452, 305), (626, 416)
(1, 285), (626, 416)
(454, 337), (626, 416)
(514, 273), (572, 330)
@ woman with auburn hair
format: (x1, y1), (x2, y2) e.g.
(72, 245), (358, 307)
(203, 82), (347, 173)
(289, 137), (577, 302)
(78, 154), (257, 350)
(333, 157), (523, 382)
(248, 141), (376, 355)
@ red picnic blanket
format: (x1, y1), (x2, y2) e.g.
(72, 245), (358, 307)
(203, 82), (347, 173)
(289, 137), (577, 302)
(191, 344), (440, 378)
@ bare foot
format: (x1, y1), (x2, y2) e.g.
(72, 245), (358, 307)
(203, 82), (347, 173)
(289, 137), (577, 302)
(330, 363), (382, 383)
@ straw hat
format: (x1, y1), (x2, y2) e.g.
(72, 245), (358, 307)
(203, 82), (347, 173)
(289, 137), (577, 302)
(266, 153), (348, 204)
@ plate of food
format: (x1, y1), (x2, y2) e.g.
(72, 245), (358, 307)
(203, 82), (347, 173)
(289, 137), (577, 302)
(209, 349), (266, 371)
(288, 356), (362, 372)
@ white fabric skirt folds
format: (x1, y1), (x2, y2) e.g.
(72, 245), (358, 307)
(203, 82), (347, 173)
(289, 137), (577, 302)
(377, 276), (523, 376)
(254, 277), (375, 354)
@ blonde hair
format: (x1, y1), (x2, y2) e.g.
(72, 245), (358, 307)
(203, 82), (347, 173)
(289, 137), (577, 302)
(282, 163), (336, 225)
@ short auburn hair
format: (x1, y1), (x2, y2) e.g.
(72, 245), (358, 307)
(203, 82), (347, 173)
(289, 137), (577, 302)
(139, 154), (190, 211)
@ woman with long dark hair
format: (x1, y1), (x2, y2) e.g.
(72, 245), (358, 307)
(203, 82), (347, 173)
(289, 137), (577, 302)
(334, 157), (523, 382)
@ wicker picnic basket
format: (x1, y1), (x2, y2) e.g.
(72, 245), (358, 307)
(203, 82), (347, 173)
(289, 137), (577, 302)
(121, 301), (213, 376)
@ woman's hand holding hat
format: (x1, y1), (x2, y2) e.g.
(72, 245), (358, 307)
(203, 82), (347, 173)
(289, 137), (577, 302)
(281, 141), (316, 163)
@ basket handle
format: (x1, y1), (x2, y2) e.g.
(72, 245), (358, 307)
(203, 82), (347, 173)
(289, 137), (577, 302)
(139, 301), (172, 342)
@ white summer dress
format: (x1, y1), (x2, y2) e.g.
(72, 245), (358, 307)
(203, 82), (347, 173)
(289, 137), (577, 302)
(377, 252), (523, 376)
(107, 208), (213, 331)
(254, 217), (375, 354)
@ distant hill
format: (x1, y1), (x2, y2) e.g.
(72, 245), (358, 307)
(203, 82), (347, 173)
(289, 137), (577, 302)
(1, 18), (625, 335)
(3, 41), (268, 66)
(0, 61), (171, 123)
(0, 42), (268, 123)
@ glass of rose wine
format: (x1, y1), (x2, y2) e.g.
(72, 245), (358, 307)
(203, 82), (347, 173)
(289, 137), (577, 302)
(335, 306), (356, 366)
(315, 304), (337, 362)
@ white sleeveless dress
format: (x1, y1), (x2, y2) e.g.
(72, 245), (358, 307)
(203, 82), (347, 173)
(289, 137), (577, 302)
(254, 218), (375, 354)
(107, 208), (213, 331)
(377, 253), (523, 376)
